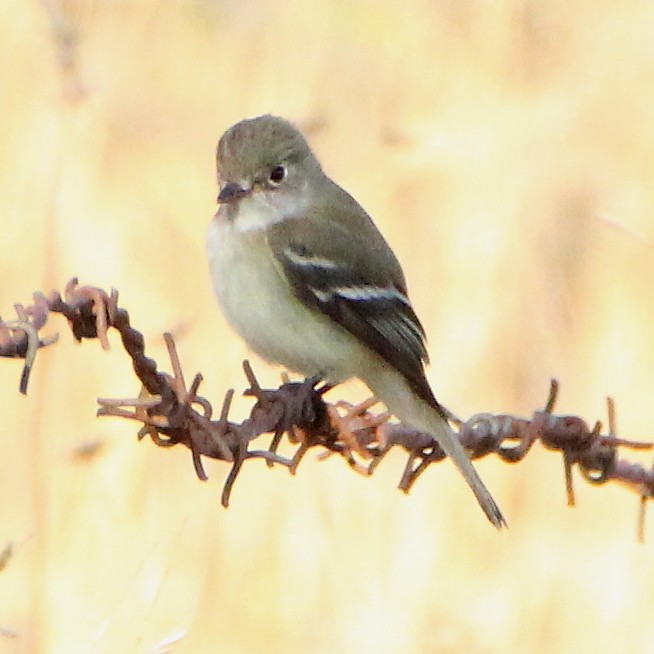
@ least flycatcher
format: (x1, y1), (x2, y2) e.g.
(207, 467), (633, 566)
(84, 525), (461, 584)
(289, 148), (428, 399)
(207, 115), (505, 528)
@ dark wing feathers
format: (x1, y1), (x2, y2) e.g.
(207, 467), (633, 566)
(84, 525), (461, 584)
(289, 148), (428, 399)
(266, 192), (439, 407)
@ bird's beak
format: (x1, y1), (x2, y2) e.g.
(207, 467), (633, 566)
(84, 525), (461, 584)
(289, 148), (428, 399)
(217, 182), (250, 204)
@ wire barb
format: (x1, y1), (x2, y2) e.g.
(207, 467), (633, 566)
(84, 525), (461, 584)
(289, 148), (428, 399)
(3, 278), (654, 534)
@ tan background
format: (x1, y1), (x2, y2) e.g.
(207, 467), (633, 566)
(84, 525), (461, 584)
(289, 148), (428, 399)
(2, 1), (654, 652)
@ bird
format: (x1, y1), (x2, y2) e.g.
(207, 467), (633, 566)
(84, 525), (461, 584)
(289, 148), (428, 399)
(206, 114), (506, 528)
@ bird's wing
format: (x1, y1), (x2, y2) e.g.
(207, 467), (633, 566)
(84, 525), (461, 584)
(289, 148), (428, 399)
(266, 196), (436, 405)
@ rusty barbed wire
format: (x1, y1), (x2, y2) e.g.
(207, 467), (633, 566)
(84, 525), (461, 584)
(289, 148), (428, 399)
(2, 278), (654, 537)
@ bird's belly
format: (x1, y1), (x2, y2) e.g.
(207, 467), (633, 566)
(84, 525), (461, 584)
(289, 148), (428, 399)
(207, 218), (361, 381)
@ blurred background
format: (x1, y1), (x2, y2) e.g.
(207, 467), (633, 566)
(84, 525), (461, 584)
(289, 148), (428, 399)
(2, 1), (654, 652)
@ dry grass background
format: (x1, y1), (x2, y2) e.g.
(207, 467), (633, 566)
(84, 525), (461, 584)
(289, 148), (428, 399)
(2, 1), (654, 652)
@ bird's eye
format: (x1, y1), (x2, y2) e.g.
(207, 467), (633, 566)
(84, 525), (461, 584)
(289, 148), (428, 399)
(269, 166), (286, 185)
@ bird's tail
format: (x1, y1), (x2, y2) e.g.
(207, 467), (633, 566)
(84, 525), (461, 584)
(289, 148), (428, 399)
(365, 369), (507, 529)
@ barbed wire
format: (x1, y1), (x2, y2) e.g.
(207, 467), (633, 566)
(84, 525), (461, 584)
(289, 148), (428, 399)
(2, 278), (654, 538)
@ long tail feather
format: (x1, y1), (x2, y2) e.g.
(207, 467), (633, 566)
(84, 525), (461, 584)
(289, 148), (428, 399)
(365, 368), (507, 529)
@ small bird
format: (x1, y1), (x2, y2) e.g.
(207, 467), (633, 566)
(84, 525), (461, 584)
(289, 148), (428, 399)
(207, 115), (506, 528)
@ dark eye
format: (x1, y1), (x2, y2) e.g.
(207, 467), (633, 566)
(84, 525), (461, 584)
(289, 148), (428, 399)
(269, 165), (286, 184)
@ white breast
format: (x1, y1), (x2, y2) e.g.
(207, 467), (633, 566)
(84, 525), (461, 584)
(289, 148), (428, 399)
(206, 215), (365, 381)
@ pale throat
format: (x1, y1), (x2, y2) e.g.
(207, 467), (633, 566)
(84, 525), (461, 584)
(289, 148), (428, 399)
(223, 179), (312, 232)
